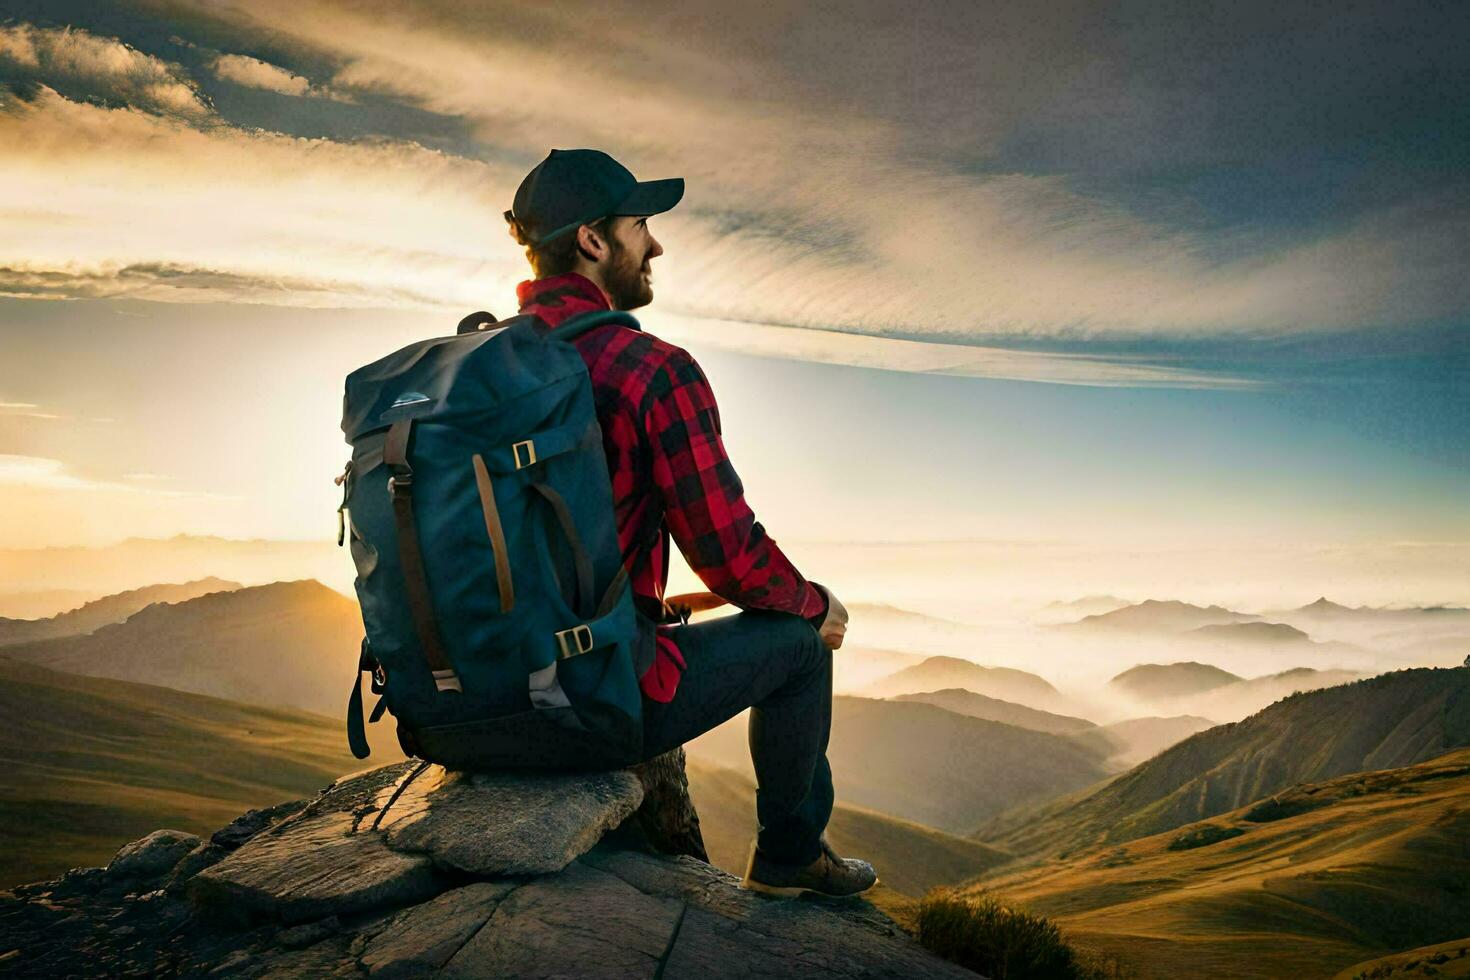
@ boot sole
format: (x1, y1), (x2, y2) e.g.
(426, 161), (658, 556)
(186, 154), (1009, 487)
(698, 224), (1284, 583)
(739, 876), (879, 899)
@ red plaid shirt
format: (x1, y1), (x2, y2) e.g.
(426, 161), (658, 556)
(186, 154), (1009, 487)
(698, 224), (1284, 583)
(516, 273), (826, 701)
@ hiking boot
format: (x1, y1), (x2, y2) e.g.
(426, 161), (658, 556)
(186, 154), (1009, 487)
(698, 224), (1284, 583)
(740, 837), (878, 898)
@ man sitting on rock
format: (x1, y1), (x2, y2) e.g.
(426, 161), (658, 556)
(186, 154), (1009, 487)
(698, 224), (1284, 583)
(503, 148), (876, 898)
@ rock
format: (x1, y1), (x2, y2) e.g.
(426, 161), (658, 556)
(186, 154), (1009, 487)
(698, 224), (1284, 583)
(359, 881), (516, 977)
(190, 809), (443, 924)
(207, 949), (253, 975)
(107, 830), (201, 881)
(582, 846), (976, 978)
(210, 799), (308, 851)
(165, 842), (229, 893)
(377, 764), (643, 876)
(0, 760), (981, 978)
(279, 915), (340, 949)
(442, 861), (682, 978)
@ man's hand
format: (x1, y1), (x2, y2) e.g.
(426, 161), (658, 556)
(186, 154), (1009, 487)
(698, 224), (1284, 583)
(813, 584), (849, 650)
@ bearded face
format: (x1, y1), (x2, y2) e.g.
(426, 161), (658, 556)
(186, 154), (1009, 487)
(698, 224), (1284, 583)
(601, 221), (657, 311)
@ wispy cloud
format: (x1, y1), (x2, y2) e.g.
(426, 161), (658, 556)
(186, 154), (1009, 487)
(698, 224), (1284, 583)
(208, 52), (347, 101)
(0, 23), (208, 118)
(647, 312), (1260, 389)
(0, 2), (1465, 367)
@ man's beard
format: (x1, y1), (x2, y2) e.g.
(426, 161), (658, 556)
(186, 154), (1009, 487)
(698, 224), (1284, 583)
(603, 239), (653, 311)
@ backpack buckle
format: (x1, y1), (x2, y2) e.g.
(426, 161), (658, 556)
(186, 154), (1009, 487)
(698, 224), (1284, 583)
(512, 439), (537, 469)
(554, 624), (595, 659)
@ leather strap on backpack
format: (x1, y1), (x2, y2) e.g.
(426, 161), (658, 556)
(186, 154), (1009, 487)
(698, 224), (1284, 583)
(385, 419), (462, 694)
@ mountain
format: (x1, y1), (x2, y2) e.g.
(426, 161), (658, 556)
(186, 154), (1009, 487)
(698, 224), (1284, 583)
(0, 654), (400, 887)
(1109, 661), (1243, 700)
(965, 747), (1470, 980)
(832, 645), (928, 694)
(689, 695), (1110, 834)
(1275, 596), (1470, 620)
(844, 603), (968, 628)
(0, 588), (103, 620)
(864, 655), (1062, 709)
(893, 689), (1098, 737)
(0, 580), (363, 717)
(685, 760), (1010, 897)
(978, 667), (1470, 861)
(1185, 666), (1362, 720)
(0, 534), (347, 595)
(1187, 620), (1309, 644)
(1045, 595), (1130, 616)
(1095, 715), (1216, 766)
(0, 577), (241, 647)
(1070, 599), (1259, 632)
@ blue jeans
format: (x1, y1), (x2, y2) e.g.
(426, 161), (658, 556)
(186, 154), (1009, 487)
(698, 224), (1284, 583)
(640, 609), (835, 865)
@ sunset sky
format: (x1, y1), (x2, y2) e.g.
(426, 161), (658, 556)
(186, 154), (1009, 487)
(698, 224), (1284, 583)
(1, 1), (1466, 583)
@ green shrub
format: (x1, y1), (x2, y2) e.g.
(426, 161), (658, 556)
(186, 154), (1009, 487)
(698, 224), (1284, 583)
(1167, 824), (1245, 851)
(917, 889), (1131, 979)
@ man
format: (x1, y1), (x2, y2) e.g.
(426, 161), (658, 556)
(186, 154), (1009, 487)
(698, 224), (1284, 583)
(504, 148), (876, 898)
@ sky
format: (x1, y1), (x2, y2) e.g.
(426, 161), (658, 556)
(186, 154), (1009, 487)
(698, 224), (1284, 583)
(0, 0), (1467, 600)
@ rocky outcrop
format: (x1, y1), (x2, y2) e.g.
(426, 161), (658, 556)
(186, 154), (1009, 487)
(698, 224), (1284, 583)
(0, 757), (976, 978)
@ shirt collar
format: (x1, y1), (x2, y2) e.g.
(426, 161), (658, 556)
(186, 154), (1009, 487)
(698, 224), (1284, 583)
(515, 272), (612, 330)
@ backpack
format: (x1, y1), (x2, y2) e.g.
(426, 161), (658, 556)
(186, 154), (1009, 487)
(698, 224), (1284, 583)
(339, 308), (654, 772)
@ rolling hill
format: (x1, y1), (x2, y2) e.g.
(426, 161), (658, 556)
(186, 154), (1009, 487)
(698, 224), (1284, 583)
(1095, 714), (1216, 766)
(1188, 620), (1309, 643)
(1070, 599), (1259, 632)
(893, 688), (1098, 736)
(688, 695), (1111, 833)
(1109, 661), (1243, 700)
(0, 577), (240, 647)
(0, 654), (401, 887)
(0, 653), (1010, 900)
(0, 580), (362, 717)
(831, 645), (927, 694)
(685, 760), (1010, 898)
(979, 667), (1470, 859)
(965, 747), (1470, 980)
(864, 655), (1062, 709)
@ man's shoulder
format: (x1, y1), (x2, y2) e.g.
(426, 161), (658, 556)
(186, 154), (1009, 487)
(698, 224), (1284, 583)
(578, 323), (701, 394)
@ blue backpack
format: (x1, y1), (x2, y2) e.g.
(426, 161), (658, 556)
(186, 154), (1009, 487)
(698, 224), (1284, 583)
(339, 309), (653, 771)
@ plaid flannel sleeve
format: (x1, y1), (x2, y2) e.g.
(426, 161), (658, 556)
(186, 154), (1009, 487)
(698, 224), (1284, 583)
(644, 347), (825, 619)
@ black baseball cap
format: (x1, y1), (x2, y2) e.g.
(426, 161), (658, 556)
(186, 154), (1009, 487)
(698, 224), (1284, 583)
(506, 149), (684, 247)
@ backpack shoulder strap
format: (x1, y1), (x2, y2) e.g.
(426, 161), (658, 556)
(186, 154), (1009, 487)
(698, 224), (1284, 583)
(547, 310), (641, 343)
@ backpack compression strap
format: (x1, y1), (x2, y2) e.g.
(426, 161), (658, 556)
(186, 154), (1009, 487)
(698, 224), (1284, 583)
(384, 419), (463, 694)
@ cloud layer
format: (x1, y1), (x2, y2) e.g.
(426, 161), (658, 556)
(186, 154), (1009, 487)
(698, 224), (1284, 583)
(1, 1), (1466, 357)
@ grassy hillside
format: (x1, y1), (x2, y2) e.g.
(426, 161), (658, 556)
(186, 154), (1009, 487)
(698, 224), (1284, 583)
(685, 760), (1010, 897)
(689, 695), (1110, 833)
(0, 577), (240, 647)
(965, 748), (1470, 980)
(980, 667), (1470, 860)
(1, 580), (362, 717)
(0, 655), (402, 887)
(864, 655), (1062, 709)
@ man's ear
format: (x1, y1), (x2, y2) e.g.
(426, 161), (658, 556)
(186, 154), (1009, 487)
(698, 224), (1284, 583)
(575, 223), (609, 263)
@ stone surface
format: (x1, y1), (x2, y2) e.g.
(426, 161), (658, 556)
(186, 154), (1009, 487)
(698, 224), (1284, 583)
(378, 764), (644, 876)
(582, 845), (977, 979)
(0, 760), (982, 978)
(107, 829), (201, 880)
(190, 808), (443, 924)
(359, 881), (517, 977)
(210, 798), (308, 850)
(442, 861), (682, 979)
